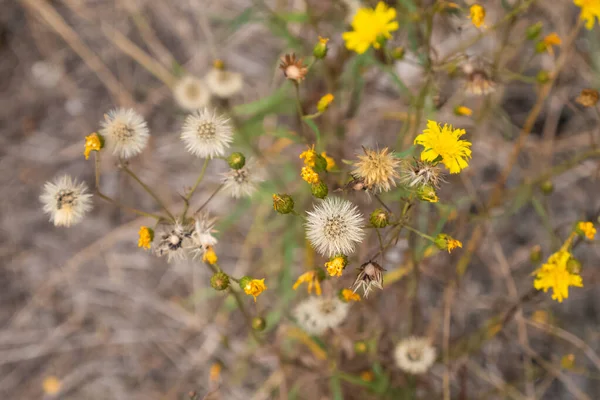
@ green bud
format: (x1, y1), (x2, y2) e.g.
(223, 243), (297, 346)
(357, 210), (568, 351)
(370, 208), (389, 228)
(311, 181), (328, 199)
(535, 41), (547, 54)
(252, 316), (267, 331)
(540, 180), (554, 195)
(536, 70), (550, 84)
(273, 193), (295, 214)
(315, 268), (327, 282)
(567, 258), (582, 275)
(313, 37), (329, 59)
(391, 47), (405, 60)
(227, 152), (246, 169)
(526, 22), (543, 40)
(417, 185), (439, 203)
(210, 272), (230, 291)
(529, 245), (542, 263)
(354, 341), (368, 354)
(313, 154), (328, 173)
(239, 276), (251, 289)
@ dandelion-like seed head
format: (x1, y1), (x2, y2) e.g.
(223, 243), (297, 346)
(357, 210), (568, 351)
(394, 336), (437, 374)
(155, 222), (193, 262)
(181, 108), (233, 158)
(173, 76), (210, 110)
(352, 147), (401, 193)
(400, 158), (446, 189)
(222, 159), (263, 199)
(352, 260), (385, 298)
(205, 68), (243, 99)
(188, 213), (218, 259)
(305, 197), (365, 257)
(293, 296), (350, 335)
(100, 108), (150, 159)
(40, 175), (93, 227)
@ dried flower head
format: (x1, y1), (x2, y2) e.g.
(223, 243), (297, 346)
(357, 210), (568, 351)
(394, 336), (437, 374)
(465, 69), (496, 96)
(293, 271), (322, 296)
(40, 175), (93, 227)
(576, 88), (599, 107)
(279, 53), (308, 82)
(293, 296), (350, 335)
(400, 159), (446, 189)
(155, 222), (193, 262)
(352, 147), (401, 193)
(305, 197), (365, 257)
(205, 67), (243, 99)
(222, 159), (263, 198)
(173, 76), (210, 110)
(100, 108), (150, 159)
(188, 213), (218, 259)
(181, 108), (233, 159)
(352, 261), (385, 298)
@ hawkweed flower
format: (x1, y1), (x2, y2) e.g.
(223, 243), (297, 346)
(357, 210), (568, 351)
(352, 147), (402, 193)
(40, 175), (93, 227)
(400, 159), (446, 189)
(240, 277), (267, 302)
(202, 246), (218, 265)
(435, 234), (462, 253)
(394, 337), (437, 374)
(155, 222), (193, 262)
(293, 296), (350, 335)
(340, 288), (361, 302)
(352, 261), (385, 298)
(181, 108), (233, 159)
(574, 0), (600, 30)
(468, 4), (486, 28)
(279, 53), (308, 82)
(301, 166), (320, 184)
(173, 76), (210, 110)
(325, 254), (348, 277)
(414, 120), (472, 174)
(222, 159), (263, 198)
(293, 271), (322, 296)
(534, 250), (583, 302)
(138, 226), (154, 250)
(84, 132), (104, 160)
(576, 89), (599, 107)
(188, 213), (218, 259)
(317, 93), (334, 113)
(204, 61), (243, 99)
(305, 197), (365, 257)
(576, 221), (596, 240)
(100, 108), (150, 159)
(342, 2), (399, 54)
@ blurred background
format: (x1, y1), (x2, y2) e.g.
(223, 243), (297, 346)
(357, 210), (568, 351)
(2, 0), (600, 399)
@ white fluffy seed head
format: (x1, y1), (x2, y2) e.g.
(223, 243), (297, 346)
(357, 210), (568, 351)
(394, 336), (437, 375)
(100, 108), (150, 159)
(205, 68), (243, 99)
(154, 222), (193, 263)
(221, 159), (263, 199)
(181, 108), (233, 159)
(293, 297), (350, 335)
(173, 76), (210, 111)
(40, 175), (93, 227)
(187, 213), (219, 259)
(305, 197), (365, 257)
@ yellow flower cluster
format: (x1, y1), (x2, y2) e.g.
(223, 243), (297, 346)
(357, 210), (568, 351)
(301, 166), (320, 184)
(325, 256), (347, 277)
(299, 145), (318, 167)
(203, 246), (218, 265)
(244, 278), (266, 302)
(138, 226), (153, 249)
(469, 4), (486, 28)
(293, 271), (322, 295)
(577, 221), (596, 240)
(534, 250), (583, 303)
(342, 2), (399, 54)
(84, 132), (103, 160)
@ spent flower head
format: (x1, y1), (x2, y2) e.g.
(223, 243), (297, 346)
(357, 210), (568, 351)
(173, 76), (210, 110)
(352, 147), (401, 193)
(155, 222), (193, 262)
(279, 53), (307, 82)
(188, 213), (218, 259)
(241, 277), (267, 302)
(293, 296), (350, 335)
(394, 337), (437, 374)
(400, 159), (446, 189)
(40, 175), (93, 227)
(222, 158), (263, 198)
(342, 2), (399, 54)
(414, 120), (472, 174)
(100, 108), (150, 159)
(181, 108), (233, 159)
(352, 261), (385, 298)
(205, 67), (243, 99)
(576, 88), (599, 107)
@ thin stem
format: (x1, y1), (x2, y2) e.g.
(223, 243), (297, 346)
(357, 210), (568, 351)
(194, 184), (223, 215)
(229, 287), (263, 344)
(404, 224), (435, 242)
(122, 165), (175, 220)
(374, 194), (393, 214)
(183, 158), (210, 219)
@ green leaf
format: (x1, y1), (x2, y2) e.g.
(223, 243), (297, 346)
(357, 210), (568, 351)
(233, 84), (292, 116)
(303, 118), (322, 148)
(227, 7), (254, 32)
(280, 12), (309, 23)
(330, 374), (344, 400)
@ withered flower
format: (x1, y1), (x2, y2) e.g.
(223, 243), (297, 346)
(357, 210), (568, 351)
(352, 261), (385, 298)
(279, 53), (308, 82)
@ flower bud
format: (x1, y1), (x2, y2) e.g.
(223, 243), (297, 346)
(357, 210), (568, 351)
(454, 106), (473, 116)
(227, 152), (246, 169)
(313, 153), (328, 173)
(526, 22), (543, 40)
(391, 47), (405, 60)
(311, 181), (328, 199)
(417, 185), (439, 203)
(540, 180), (554, 195)
(529, 245), (542, 263)
(536, 70), (550, 84)
(239, 276), (251, 289)
(566, 258), (582, 275)
(313, 36), (329, 59)
(317, 94), (334, 113)
(210, 272), (230, 291)
(273, 194), (295, 214)
(369, 208), (389, 228)
(535, 41), (548, 54)
(252, 316), (267, 331)
(354, 341), (368, 354)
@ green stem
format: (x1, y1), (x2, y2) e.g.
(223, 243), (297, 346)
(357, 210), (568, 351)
(123, 165), (175, 220)
(183, 158), (210, 219)
(403, 225), (436, 242)
(194, 184), (224, 215)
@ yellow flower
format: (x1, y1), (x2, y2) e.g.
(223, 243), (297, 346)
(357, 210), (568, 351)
(299, 145), (318, 167)
(543, 32), (562, 47)
(577, 221), (596, 240)
(469, 4), (486, 28)
(43, 376), (62, 395)
(414, 120), (472, 174)
(435, 234), (462, 253)
(293, 271), (322, 295)
(321, 152), (336, 171)
(244, 278), (266, 302)
(84, 132), (103, 160)
(325, 256), (347, 277)
(138, 226), (153, 249)
(209, 363), (222, 382)
(534, 251), (583, 303)
(301, 166), (320, 184)
(361, 371), (374, 382)
(342, 2), (399, 54)
(341, 288), (361, 302)
(561, 354), (576, 370)
(454, 106), (473, 116)
(317, 93), (334, 113)
(203, 246), (218, 265)
(574, 0), (600, 30)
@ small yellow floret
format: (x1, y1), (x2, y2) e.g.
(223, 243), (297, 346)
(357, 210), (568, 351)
(325, 256), (347, 277)
(43, 376), (62, 395)
(244, 278), (266, 302)
(577, 221), (596, 240)
(84, 133), (102, 160)
(469, 4), (486, 28)
(317, 93), (334, 113)
(321, 152), (336, 171)
(293, 271), (322, 295)
(455, 106), (473, 116)
(361, 371), (374, 382)
(138, 226), (153, 250)
(203, 246), (218, 265)
(533, 250), (583, 303)
(299, 145), (317, 167)
(209, 363), (222, 382)
(341, 288), (361, 302)
(301, 166), (320, 184)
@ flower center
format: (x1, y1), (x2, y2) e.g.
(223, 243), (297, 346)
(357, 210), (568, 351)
(196, 121), (216, 139)
(167, 233), (183, 250)
(185, 82), (201, 99)
(232, 168), (248, 184)
(56, 189), (76, 210)
(323, 215), (346, 239)
(319, 300), (337, 315)
(407, 347), (423, 362)
(112, 121), (134, 141)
